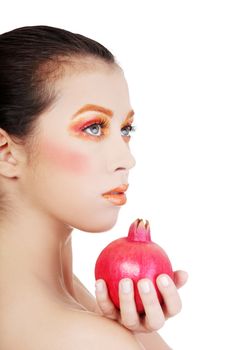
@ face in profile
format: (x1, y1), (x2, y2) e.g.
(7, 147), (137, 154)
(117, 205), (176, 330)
(24, 64), (136, 233)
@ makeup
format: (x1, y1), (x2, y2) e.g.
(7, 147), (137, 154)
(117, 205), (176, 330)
(102, 184), (128, 205)
(102, 193), (127, 206)
(71, 104), (114, 120)
(70, 104), (135, 122)
(68, 104), (136, 142)
(68, 115), (110, 141)
(41, 139), (90, 174)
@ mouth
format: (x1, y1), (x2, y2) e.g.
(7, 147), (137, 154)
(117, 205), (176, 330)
(102, 184), (129, 196)
(102, 184), (129, 206)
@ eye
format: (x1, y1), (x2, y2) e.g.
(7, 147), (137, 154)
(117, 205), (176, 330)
(82, 121), (107, 136)
(121, 124), (137, 136)
(82, 119), (137, 138)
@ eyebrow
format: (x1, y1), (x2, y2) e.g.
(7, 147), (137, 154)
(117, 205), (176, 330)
(71, 104), (135, 120)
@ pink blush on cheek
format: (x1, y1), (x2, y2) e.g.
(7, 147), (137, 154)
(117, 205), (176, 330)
(42, 139), (90, 174)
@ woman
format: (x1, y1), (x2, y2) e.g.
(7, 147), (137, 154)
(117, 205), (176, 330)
(0, 25), (188, 349)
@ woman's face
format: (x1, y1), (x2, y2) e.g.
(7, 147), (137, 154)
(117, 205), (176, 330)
(24, 64), (136, 232)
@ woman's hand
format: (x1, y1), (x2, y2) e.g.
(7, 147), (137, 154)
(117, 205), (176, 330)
(95, 270), (188, 333)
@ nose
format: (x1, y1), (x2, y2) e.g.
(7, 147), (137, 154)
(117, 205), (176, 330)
(106, 133), (136, 173)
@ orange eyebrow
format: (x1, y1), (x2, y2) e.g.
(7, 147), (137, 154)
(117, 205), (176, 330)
(71, 104), (135, 121)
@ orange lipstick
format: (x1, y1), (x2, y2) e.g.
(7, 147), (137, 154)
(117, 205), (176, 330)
(102, 184), (129, 205)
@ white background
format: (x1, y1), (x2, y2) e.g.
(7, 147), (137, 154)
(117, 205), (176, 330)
(1, 1), (232, 349)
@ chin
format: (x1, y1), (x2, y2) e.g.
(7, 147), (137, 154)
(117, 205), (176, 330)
(75, 208), (120, 233)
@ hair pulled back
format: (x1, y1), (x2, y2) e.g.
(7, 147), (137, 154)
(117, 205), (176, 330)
(0, 25), (116, 145)
(0, 25), (117, 217)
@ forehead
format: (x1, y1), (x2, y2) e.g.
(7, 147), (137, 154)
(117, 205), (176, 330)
(54, 64), (131, 109)
(36, 63), (133, 135)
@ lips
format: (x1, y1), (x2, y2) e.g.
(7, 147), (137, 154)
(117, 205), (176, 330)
(102, 184), (129, 196)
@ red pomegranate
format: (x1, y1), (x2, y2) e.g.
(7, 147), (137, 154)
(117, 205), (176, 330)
(95, 218), (174, 315)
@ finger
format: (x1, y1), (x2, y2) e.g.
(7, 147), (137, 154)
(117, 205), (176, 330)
(137, 279), (165, 331)
(156, 274), (182, 318)
(119, 278), (141, 331)
(173, 270), (189, 289)
(95, 279), (118, 320)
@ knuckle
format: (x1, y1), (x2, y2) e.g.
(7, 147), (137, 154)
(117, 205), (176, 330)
(164, 285), (177, 297)
(147, 317), (165, 331)
(144, 309), (165, 331)
(164, 287), (181, 304)
(146, 320), (164, 332)
(100, 301), (115, 315)
(121, 309), (139, 330)
(96, 293), (108, 303)
(143, 296), (161, 311)
(123, 319), (139, 330)
(126, 323), (138, 331)
(170, 300), (182, 316)
(120, 292), (132, 301)
(119, 293), (135, 309)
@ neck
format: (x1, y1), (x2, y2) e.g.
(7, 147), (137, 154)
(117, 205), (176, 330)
(0, 203), (76, 302)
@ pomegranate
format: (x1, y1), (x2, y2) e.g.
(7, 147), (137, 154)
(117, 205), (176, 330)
(95, 218), (174, 315)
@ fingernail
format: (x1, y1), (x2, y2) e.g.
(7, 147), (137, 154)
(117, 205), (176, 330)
(95, 280), (104, 292)
(140, 280), (150, 294)
(160, 275), (169, 287)
(121, 279), (132, 294)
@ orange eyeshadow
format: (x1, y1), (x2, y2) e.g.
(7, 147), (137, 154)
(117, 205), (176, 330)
(68, 116), (110, 142)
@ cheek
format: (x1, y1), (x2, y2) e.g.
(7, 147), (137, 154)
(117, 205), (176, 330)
(41, 139), (90, 174)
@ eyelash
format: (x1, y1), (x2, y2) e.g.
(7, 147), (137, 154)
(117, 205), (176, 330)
(82, 118), (137, 138)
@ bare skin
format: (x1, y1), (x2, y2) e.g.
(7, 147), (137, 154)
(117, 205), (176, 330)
(0, 61), (187, 349)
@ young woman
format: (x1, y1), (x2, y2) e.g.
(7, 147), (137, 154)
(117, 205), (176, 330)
(0, 25), (188, 349)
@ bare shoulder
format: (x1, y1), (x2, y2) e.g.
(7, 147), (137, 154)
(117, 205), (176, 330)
(54, 308), (144, 350)
(1, 297), (143, 350)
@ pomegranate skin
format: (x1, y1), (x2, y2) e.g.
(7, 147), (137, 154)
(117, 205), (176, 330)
(95, 218), (174, 315)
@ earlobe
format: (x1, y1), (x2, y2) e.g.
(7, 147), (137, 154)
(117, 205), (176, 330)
(8, 155), (17, 165)
(0, 131), (19, 176)
(0, 147), (19, 178)
(0, 146), (17, 165)
(0, 160), (19, 178)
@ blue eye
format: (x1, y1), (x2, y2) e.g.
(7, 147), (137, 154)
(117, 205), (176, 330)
(82, 121), (107, 136)
(83, 122), (137, 137)
(85, 124), (102, 135)
(121, 124), (137, 136)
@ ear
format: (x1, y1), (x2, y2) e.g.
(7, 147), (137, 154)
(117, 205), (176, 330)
(0, 128), (22, 178)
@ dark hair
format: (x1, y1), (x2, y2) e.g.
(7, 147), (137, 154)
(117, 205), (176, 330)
(0, 25), (117, 147)
(0, 25), (119, 218)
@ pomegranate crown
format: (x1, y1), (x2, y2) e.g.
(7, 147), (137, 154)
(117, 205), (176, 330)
(128, 218), (151, 242)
